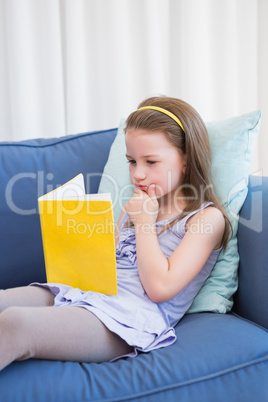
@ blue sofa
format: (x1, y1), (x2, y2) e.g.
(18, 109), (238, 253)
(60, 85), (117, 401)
(0, 127), (268, 401)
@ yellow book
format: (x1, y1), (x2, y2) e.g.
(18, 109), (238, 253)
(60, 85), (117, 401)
(38, 173), (117, 295)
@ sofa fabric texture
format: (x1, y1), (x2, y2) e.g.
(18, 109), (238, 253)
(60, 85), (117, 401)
(0, 127), (267, 401)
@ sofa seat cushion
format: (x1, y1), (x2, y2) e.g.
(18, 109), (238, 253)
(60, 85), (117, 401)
(1, 313), (267, 402)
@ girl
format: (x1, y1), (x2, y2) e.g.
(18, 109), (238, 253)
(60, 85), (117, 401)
(0, 96), (230, 370)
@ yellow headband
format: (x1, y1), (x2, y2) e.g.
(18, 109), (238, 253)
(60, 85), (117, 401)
(138, 106), (185, 132)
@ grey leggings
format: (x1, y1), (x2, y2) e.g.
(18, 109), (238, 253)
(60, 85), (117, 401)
(0, 286), (133, 371)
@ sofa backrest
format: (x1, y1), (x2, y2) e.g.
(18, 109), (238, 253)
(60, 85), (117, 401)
(1, 129), (268, 331)
(0, 129), (116, 288)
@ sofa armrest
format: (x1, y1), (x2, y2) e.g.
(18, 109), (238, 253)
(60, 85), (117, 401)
(233, 175), (268, 329)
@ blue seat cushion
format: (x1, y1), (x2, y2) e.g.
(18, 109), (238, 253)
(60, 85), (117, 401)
(1, 313), (267, 401)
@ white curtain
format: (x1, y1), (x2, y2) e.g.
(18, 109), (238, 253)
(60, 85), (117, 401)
(0, 0), (267, 174)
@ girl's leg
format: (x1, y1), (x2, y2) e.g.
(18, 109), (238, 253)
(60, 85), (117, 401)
(0, 305), (134, 371)
(0, 286), (55, 313)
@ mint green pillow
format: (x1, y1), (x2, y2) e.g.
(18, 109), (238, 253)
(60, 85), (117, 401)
(98, 111), (261, 313)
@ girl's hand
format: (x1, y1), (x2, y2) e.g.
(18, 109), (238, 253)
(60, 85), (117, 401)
(124, 184), (159, 226)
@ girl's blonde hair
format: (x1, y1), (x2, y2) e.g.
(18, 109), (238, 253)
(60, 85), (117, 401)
(125, 96), (231, 250)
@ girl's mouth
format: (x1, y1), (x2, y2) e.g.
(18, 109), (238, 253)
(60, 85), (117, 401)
(135, 184), (148, 192)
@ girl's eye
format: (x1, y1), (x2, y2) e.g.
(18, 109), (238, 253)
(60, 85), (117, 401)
(147, 160), (157, 165)
(127, 160), (136, 164)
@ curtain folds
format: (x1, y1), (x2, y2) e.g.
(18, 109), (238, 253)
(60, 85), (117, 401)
(0, 0), (267, 174)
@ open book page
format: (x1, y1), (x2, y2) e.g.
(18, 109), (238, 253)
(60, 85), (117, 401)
(38, 173), (111, 202)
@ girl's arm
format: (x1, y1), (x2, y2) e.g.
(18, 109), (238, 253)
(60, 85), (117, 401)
(125, 186), (225, 303)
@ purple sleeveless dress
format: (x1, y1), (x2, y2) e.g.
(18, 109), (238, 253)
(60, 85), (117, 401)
(32, 202), (221, 358)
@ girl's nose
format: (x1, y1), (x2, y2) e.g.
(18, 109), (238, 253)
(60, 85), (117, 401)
(133, 165), (146, 181)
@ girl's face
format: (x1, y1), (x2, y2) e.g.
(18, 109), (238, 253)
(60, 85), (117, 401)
(125, 128), (187, 204)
